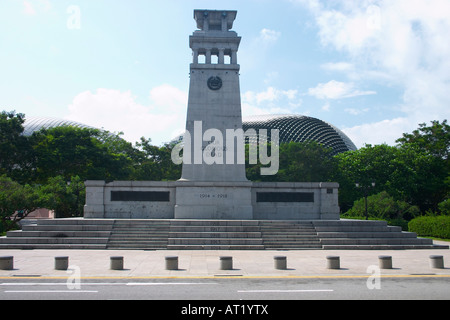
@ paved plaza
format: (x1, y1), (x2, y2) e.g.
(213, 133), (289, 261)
(1, 243), (449, 279)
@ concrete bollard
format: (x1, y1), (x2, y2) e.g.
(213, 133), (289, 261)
(110, 256), (124, 270)
(220, 256), (233, 270)
(165, 256), (179, 270)
(429, 255), (445, 269)
(0, 256), (13, 270)
(274, 256), (287, 270)
(326, 256), (340, 270)
(54, 256), (69, 270)
(378, 256), (393, 269)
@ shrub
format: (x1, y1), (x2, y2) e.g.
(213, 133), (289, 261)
(408, 216), (450, 239)
(344, 191), (420, 221)
(388, 218), (409, 231)
(438, 198), (450, 215)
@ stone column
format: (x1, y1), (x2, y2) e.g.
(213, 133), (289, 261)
(205, 49), (212, 64)
(221, 14), (228, 32)
(218, 48), (225, 64)
(203, 14), (209, 31)
(193, 49), (199, 64)
(231, 50), (237, 64)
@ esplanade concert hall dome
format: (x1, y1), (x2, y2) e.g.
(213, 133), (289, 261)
(22, 115), (358, 156)
(22, 116), (97, 136)
(242, 114), (357, 155)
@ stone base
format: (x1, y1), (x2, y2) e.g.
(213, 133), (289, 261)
(84, 180), (340, 220)
(174, 181), (253, 220)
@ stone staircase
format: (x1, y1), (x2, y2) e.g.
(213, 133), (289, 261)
(0, 219), (113, 250)
(313, 220), (448, 250)
(260, 221), (322, 249)
(167, 220), (264, 250)
(106, 220), (170, 250)
(0, 218), (447, 250)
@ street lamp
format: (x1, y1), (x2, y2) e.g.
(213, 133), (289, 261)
(355, 181), (376, 220)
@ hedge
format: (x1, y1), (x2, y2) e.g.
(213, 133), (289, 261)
(408, 216), (450, 239)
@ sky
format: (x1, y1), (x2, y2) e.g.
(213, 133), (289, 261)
(1, 0), (449, 148)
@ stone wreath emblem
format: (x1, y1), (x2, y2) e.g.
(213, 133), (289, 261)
(207, 76), (223, 91)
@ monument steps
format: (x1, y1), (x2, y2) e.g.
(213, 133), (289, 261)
(312, 220), (448, 250)
(169, 232), (262, 238)
(0, 219), (112, 249)
(169, 226), (261, 232)
(260, 221), (323, 250)
(0, 243), (107, 250)
(0, 218), (447, 250)
(166, 220), (265, 250)
(106, 220), (170, 250)
(167, 245), (265, 250)
(168, 238), (264, 245)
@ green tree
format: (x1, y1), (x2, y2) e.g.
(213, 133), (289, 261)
(438, 198), (450, 215)
(41, 175), (86, 218)
(396, 120), (449, 212)
(29, 126), (133, 183)
(246, 141), (337, 182)
(333, 144), (398, 212)
(132, 138), (181, 181)
(278, 141), (336, 182)
(334, 139), (449, 213)
(0, 111), (32, 183)
(0, 175), (45, 232)
(396, 120), (449, 160)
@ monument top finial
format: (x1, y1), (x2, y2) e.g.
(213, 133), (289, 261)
(194, 9), (238, 32)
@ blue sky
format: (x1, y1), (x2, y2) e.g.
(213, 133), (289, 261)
(1, 0), (449, 148)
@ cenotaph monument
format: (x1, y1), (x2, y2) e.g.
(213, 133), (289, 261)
(84, 10), (340, 221)
(175, 10), (253, 219)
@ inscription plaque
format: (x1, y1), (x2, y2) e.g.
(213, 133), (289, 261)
(111, 191), (170, 202)
(256, 192), (314, 203)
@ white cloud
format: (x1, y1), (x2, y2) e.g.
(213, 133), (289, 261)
(243, 87), (299, 105)
(321, 102), (330, 112)
(342, 117), (412, 148)
(308, 80), (376, 100)
(321, 62), (354, 72)
(22, 0), (51, 15)
(149, 84), (188, 113)
(297, 0), (450, 146)
(259, 28), (281, 44)
(23, 1), (35, 15)
(241, 87), (302, 117)
(345, 107), (370, 116)
(66, 86), (187, 145)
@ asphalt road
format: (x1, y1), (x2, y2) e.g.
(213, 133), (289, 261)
(1, 276), (449, 302)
